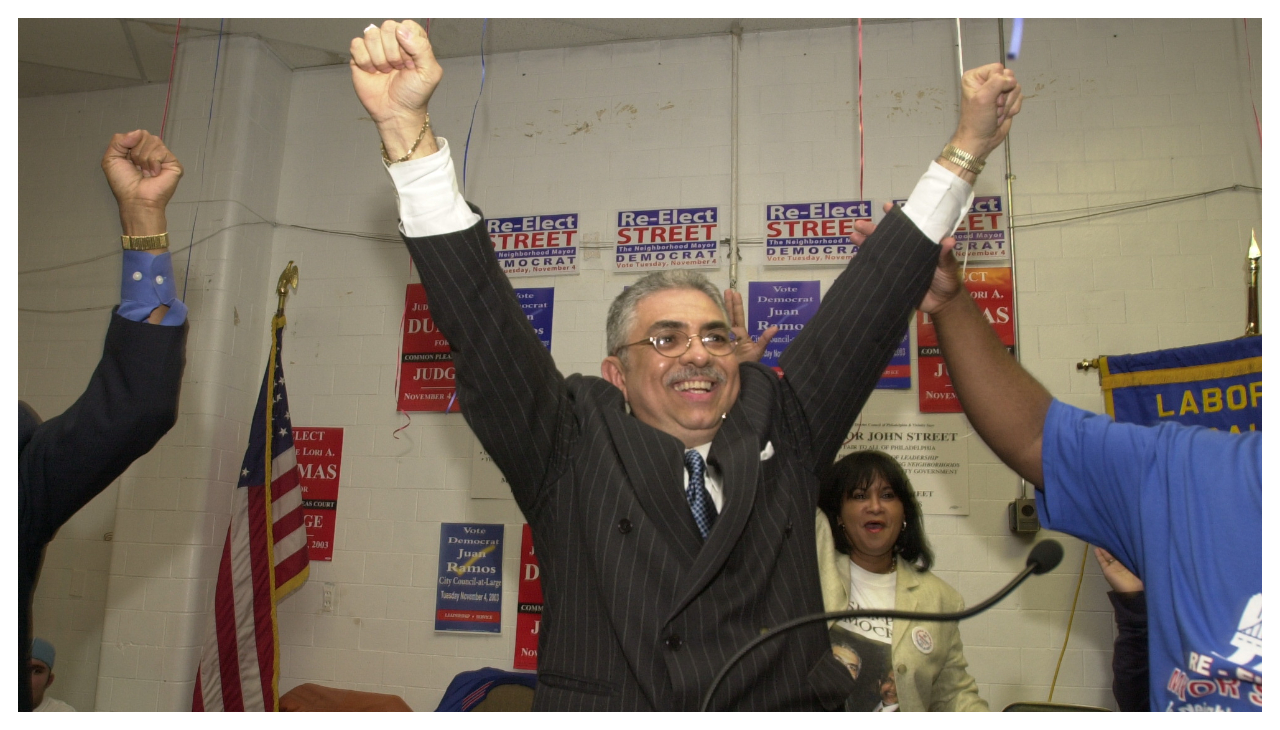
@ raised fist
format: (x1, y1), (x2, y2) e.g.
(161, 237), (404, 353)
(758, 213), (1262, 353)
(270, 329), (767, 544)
(101, 130), (182, 235)
(951, 63), (1023, 162)
(350, 20), (443, 160)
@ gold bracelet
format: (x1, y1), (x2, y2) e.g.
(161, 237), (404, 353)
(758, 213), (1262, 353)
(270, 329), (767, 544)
(940, 143), (985, 174)
(120, 232), (169, 251)
(381, 114), (432, 165)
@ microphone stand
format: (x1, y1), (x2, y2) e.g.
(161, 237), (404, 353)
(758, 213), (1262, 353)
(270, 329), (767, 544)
(698, 559), (1043, 711)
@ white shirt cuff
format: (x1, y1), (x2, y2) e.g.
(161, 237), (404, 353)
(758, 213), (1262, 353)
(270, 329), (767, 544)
(385, 137), (481, 238)
(900, 161), (975, 243)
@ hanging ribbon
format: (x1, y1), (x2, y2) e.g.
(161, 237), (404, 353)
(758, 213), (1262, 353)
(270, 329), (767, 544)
(857, 18), (864, 201)
(1244, 19), (1261, 146)
(159, 19), (182, 140)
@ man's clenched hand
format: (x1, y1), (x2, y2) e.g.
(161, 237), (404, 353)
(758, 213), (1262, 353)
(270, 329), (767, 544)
(350, 20), (443, 161)
(101, 130), (182, 237)
(950, 62), (1023, 163)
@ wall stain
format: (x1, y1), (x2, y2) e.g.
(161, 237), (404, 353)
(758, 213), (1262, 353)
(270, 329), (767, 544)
(569, 121), (592, 135)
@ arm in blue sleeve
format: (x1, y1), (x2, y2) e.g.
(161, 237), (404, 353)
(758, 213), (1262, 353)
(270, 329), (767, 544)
(118, 250), (188, 325)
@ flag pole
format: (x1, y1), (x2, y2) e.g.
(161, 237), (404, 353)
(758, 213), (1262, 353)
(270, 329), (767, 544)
(264, 261), (298, 710)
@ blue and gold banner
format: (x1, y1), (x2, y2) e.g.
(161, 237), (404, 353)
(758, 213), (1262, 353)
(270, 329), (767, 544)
(1100, 336), (1261, 433)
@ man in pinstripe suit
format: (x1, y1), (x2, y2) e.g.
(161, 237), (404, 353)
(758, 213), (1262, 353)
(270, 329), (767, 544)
(351, 20), (1021, 710)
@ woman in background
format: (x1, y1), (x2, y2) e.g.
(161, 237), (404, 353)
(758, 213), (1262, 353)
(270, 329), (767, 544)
(816, 449), (988, 712)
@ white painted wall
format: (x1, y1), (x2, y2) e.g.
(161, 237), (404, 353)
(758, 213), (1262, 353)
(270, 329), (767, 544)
(19, 18), (1262, 712)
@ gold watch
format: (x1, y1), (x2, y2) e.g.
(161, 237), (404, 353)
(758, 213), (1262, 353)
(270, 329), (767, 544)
(121, 233), (169, 251)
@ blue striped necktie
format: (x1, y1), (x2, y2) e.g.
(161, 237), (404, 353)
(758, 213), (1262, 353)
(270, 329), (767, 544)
(683, 449), (717, 540)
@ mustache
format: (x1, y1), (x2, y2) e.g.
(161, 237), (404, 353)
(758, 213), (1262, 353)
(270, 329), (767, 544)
(664, 365), (726, 388)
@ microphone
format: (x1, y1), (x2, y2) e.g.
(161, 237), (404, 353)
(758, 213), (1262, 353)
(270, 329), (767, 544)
(698, 539), (1064, 711)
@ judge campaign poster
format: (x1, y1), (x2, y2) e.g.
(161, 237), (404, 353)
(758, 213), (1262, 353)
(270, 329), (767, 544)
(397, 283), (458, 412)
(513, 525), (543, 670)
(891, 195), (1007, 265)
(294, 427), (343, 561)
(435, 523), (504, 633)
(917, 267), (1015, 413)
(515, 287), (554, 351)
(837, 414), (970, 515)
(487, 213), (579, 277)
(763, 199), (872, 265)
(615, 207), (719, 271)
(747, 281), (820, 374)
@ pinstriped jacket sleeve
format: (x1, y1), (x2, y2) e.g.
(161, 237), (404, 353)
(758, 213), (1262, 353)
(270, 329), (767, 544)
(777, 206), (939, 471)
(402, 213), (573, 520)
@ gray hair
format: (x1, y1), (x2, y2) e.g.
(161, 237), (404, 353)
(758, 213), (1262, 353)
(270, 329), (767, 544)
(606, 270), (728, 364)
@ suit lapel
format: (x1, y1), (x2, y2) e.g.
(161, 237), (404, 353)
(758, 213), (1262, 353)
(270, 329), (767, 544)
(601, 404), (702, 566)
(892, 557), (920, 657)
(667, 367), (772, 622)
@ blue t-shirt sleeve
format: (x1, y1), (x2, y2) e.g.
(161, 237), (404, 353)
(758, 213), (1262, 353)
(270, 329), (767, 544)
(1036, 399), (1149, 574)
(118, 250), (187, 326)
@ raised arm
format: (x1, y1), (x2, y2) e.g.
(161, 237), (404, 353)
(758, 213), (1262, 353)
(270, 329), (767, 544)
(20, 131), (189, 540)
(350, 21), (571, 513)
(921, 238), (1050, 486)
(781, 63), (1024, 466)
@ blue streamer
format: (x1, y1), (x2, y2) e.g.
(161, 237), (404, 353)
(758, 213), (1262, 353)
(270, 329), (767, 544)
(462, 18), (488, 196)
(1007, 18), (1024, 60)
(182, 19), (225, 300)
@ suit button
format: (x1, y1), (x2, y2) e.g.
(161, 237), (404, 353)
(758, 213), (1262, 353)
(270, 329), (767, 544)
(617, 518), (632, 534)
(665, 634), (682, 651)
(784, 522), (793, 536)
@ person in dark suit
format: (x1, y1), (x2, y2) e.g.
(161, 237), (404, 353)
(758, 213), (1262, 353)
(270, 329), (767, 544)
(349, 19), (1021, 710)
(18, 130), (188, 711)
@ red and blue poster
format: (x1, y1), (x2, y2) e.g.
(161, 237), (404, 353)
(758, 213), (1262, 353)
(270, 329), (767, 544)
(397, 283), (457, 412)
(487, 213), (579, 277)
(615, 207), (719, 271)
(917, 267), (1015, 413)
(294, 427), (343, 561)
(515, 287), (554, 351)
(747, 281), (821, 374)
(435, 523), (504, 633)
(513, 525), (542, 670)
(764, 200), (872, 265)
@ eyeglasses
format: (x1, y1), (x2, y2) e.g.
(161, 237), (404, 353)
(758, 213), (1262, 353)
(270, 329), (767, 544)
(615, 329), (738, 358)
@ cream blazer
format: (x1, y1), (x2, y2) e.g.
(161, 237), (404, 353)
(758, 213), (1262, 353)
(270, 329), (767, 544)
(815, 511), (989, 712)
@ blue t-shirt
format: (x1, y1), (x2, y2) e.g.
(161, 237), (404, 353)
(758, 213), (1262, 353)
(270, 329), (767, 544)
(1037, 400), (1261, 712)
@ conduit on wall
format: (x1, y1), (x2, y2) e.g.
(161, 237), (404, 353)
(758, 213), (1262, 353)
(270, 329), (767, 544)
(728, 22), (742, 292)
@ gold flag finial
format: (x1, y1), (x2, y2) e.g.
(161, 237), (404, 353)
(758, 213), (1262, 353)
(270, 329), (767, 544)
(276, 261), (299, 317)
(1245, 231), (1260, 337)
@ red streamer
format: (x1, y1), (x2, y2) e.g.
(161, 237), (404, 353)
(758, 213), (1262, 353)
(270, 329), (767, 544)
(159, 19), (182, 141)
(857, 18), (864, 200)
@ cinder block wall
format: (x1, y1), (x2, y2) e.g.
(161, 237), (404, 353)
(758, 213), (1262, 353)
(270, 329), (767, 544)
(20, 18), (1262, 711)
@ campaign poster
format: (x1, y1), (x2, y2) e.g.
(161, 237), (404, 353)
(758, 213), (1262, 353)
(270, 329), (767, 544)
(513, 525), (543, 671)
(515, 287), (554, 351)
(917, 267), (1015, 413)
(953, 196), (1008, 264)
(487, 213), (579, 277)
(293, 427), (343, 561)
(890, 196), (1007, 266)
(614, 207), (719, 272)
(837, 413), (970, 515)
(747, 281), (821, 374)
(435, 523), (504, 633)
(876, 329), (912, 389)
(763, 200), (872, 265)
(397, 284), (458, 412)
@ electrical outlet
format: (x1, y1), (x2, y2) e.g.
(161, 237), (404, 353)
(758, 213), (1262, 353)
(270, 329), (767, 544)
(322, 582), (335, 613)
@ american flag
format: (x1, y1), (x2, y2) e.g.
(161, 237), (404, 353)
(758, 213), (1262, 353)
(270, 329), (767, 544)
(194, 316), (309, 711)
